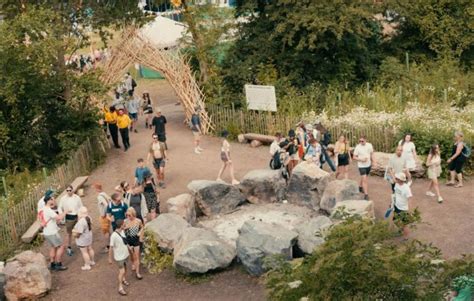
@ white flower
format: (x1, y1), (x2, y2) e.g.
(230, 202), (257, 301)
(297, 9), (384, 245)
(288, 280), (303, 289)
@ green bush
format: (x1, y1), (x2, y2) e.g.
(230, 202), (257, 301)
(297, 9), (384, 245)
(264, 218), (473, 301)
(142, 231), (173, 274)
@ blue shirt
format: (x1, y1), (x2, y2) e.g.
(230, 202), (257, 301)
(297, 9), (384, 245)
(191, 114), (201, 132)
(135, 166), (151, 185)
(106, 202), (128, 228)
(306, 144), (322, 157)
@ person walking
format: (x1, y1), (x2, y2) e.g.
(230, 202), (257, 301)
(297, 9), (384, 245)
(387, 146), (408, 203)
(134, 158), (151, 186)
(58, 185), (83, 257)
(105, 106), (120, 149)
(447, 131), (468, 188)
(107, 193), (129, 231)
(216, 130), (240, 185)
(117, 109), (132, 151)
(108, 219), (130, 296)
(124, 208), (144, 280)
(142, 92), (153, 129)
(398, 134), (418, 185)
(353, 136), (375, 200)
(152, 108), (167, 146)
(426, 144), (444, 203)
(94, 183), (111, 253)
(127, 96), (140, 133)
(393, 172), (413, 240)
(147, 134), (168, 188)
(73, 207), (95, 271)
(191, 106), (204, 154)
(124, 186), (148, 224)
(315, 123), (336, 172)
(143, 172), (159, 220)
(39, 194), (68, 271)
(334, 134), (351, 179)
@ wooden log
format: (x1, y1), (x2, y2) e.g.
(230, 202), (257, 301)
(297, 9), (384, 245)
(243, 133), (274, 145)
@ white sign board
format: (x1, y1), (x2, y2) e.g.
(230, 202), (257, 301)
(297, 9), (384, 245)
(245, 84), (277, 112)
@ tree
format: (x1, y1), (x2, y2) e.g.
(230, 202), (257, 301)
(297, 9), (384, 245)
(265, 218), (474, 300)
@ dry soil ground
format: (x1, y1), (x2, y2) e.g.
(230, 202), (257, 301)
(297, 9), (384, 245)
(41, 80), (473, 301)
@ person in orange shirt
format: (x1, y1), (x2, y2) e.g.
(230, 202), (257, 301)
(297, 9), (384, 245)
(104, 106), (120, 149)
(117, 109), (131, 151)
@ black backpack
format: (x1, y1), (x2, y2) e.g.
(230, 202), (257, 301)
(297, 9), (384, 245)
(131, 78), (137, 89)
(269, 151), (282, 170)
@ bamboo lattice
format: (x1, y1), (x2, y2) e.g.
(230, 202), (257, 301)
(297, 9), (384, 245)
(99, 27), (214, 134)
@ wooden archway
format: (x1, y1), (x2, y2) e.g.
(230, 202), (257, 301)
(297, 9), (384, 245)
(99, 27), (213, 134)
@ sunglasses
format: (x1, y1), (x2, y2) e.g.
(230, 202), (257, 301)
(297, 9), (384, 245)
(153, 137), (158, 139)
(66, 190), (72, 192)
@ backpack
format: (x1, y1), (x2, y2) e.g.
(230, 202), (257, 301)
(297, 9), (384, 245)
(462, 144), (471, 158)
(269, 151), (282, 170)
(131, 78), (137, 89)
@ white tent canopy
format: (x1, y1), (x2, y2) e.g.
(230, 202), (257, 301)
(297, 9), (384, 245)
(139, 16), (187, 49)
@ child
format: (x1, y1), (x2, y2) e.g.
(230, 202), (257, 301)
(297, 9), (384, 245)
(393, 172), (413, 239)
(134, 158), (151, 186)
(73, 207), (95, 270)
(108, 219), (130, 296)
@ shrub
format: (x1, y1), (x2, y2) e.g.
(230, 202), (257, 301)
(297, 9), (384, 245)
(142, 231), (173, 274)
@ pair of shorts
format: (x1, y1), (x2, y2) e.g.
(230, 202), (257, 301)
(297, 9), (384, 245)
(128, 113), (138, 120)
(65, 216), (78, 234)
(116, 259), (128, 268)
(338, 154), (349, 166)
(44, 233), (63, 248)
(358, 166), (371, 176)
(157, 134), (166, 143)
(153, 158), (165, 169)
(393, 206), (409, 225)
(99, 216), (110, 235)
(448, 157), (466, 173)
(221, 151), (229, 162)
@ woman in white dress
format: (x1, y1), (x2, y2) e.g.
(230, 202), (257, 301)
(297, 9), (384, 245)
(426, 144), (443, 203)
(399, 134), (418, 183)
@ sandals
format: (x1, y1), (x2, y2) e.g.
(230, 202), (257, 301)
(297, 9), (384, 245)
(136, 274), (143, 280)
(454, 184), (463, 188)
(122, 280), (130, 286)
(118, 288), (127, 296)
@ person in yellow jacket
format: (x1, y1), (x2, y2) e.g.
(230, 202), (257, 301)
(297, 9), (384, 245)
(104, 106), (120, 149)
(117, 109), (132, 151)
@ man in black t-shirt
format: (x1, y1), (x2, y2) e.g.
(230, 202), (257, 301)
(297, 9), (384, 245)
(152, 108), (167, 143)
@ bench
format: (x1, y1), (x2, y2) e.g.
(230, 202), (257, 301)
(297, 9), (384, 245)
(21, 176), (89, 243)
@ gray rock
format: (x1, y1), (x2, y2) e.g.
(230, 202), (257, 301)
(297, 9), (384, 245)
(240, 169), (286, 204)
(144, 213), (190, 253)
(287, 162), (331, 210)
(173, 227), (236, 274)
(236, 220), (298, 276)
(331, 200), (375, 220)
(187, 180), (246, 216)
(4, 251), (51, 301)
(371, 152), (425, 178)
(320, 180), (362, 214)
(166, 193), (196, 225)
(294, 216), (333, 254)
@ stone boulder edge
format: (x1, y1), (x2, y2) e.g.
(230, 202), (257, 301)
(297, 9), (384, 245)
(331, 200), (375, 220)
(173, 227), (236, 274)
(166, 193), (196, 225)
(287, 162), (330, 210)
(320, 179), (362, 214)
(144, 213), (191, 253)
(294, 216), (333, 254)
(239, 169), (286, 204)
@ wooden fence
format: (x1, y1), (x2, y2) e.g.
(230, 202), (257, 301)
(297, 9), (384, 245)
(207, 105), (397, 152)
(0, 134), (109, 259)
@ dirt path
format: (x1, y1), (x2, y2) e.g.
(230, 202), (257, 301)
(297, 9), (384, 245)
(42, 80), (473, 300)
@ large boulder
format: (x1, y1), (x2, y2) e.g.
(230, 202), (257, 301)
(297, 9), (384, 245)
(187, 180), (246, 216)
(173, 227), (236, 274)
(320, 180), (362, 214)
(166, 194), (196, 225)
(287, 162), (330, 210)
(331, 200), (375, 220)
(371, 152), (425, 178)
(237, 220), (298, 276)
(240, 169), (286, 204)
(199, 203), (315, 248)
(3, 251), (51, 301)
(145, 213), (190, 253)
(294, 216), (333, 254)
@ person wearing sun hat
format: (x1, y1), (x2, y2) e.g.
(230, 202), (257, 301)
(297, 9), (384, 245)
(393, 172), (413, 239)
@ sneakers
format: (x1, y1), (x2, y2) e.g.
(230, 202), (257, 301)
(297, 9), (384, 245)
(66, 247), (73, 256)
(194, 148), (201, 154)
(359, 186), (363, 193)
(89, 261), (96, 266)
(54, 262), (68, 271)
(81, 265), (91, 271)
(425, 191), (436, 197)
(159, 182), (166, 189)
(197, 146), (204, 151)
(437, 197), (444, 203)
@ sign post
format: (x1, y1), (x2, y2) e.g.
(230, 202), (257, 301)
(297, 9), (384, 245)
(244, 84), (277, 112)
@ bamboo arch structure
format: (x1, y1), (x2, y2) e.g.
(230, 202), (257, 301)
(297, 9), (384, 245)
(99, 27), (213, 134)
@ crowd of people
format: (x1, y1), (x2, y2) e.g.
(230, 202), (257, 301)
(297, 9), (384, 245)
(65, 48), (110, 72)
(269, 124), (470, 239)
(35, 80), (470, 296)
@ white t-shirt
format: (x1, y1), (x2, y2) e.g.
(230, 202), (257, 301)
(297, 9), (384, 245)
(354, 143), (374, 168)
(269, 140), (281, 156)
(394, 183), (412, 211)
(74, 217), (93, 247)
(42, 207), (59, 236)
(110, 231), (129, 261)
(58, 194), (83, 216)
